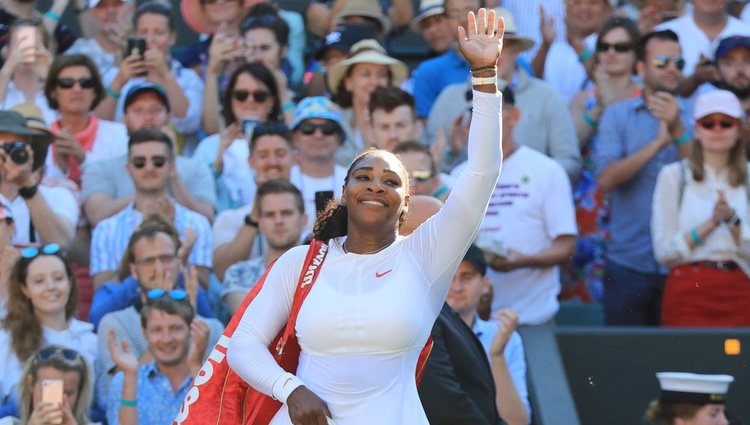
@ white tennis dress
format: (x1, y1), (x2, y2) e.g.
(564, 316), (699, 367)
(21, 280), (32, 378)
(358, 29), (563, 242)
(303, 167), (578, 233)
(227, 90), (502, 425)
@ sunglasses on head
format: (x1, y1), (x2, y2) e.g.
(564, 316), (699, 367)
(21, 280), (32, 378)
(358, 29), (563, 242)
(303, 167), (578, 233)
(21, 243), (61, 259)
(698, 117), (738, 130)
(652, 54), (685, 70)
(56, 77), (95, 90)
(409, 170), (432, 183)
(596, 41), (633, 53)
(35, 346), (83, 363)
(297, 121), (339, 136)
(130, 155), (167, 169)
(147, 288), (188, 301)
(233, 89), (270, 103)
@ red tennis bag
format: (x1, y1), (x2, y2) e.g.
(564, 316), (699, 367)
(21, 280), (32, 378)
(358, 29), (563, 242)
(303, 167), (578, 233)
(173, 240), (433, 425)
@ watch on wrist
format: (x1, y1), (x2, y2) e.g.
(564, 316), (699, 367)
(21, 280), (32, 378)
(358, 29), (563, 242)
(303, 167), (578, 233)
(244, 214), (258, 228)
(729, 213), (741, 227)
(18, 184), (38, 199)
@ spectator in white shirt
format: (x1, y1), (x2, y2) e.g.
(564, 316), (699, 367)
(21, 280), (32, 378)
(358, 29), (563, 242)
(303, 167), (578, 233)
(652, 89), (750, 327)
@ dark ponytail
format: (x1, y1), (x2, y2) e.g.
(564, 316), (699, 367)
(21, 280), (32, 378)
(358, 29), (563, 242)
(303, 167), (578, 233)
(313, 201), (348, 241)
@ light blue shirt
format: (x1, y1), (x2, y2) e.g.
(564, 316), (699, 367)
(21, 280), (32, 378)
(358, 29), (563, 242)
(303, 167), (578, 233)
(472, 317), (531, 418)
(412, 48), (470, 117)
(593, 96), (694, 273)
(106, 362), (192, 425)
(90, 202), (213, 276)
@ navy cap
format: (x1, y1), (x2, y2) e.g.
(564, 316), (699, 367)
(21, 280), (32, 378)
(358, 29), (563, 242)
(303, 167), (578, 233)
(714, 35), (750, 62)
(463, 244), (487, 276)
(123, 82), (170, 113)
(316, 23), (378, 60)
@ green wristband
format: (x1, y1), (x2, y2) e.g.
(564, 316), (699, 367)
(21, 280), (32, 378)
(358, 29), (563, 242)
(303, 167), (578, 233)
(120, 399), (137, 408)
(106, 85), (120, 100)
(44, 10), (61, 22)
(282, 101), (295, 112)
(578, 48), (593, 63)
(582, 112), (598, 128)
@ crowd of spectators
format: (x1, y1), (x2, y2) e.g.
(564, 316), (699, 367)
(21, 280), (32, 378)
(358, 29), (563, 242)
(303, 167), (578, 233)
(0, 0), (748, 423)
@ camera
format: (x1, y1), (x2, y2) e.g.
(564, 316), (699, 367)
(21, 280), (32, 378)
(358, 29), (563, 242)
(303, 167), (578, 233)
(1, 141), (29, 165)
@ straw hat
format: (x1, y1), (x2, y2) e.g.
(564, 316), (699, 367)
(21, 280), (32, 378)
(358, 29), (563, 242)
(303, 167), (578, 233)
(493, 8), (535, 52)
(326, 39), (409, 94)
(332, 0), (392, 35)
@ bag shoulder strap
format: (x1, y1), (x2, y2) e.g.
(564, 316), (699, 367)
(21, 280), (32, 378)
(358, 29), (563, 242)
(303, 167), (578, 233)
(275, 239), (329, 355)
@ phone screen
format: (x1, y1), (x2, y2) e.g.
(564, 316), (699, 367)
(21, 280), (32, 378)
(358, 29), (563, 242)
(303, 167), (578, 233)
(15, 25), (36, 63)
(41, 379), (64, 405)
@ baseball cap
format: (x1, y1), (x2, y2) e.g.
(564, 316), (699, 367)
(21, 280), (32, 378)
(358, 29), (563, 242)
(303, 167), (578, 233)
(714, 35), (750, 62)
(123, 82), (170, 113)
(462, 244), (487, 276)
(316, 23), (378, 61)
(290, 97), (345, 131)
(656, 372), (734, 404)
(693, 90), (743, 120)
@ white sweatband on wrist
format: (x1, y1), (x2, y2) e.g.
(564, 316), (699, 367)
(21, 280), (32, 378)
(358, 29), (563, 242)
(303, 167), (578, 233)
(271, 372), (305, 403)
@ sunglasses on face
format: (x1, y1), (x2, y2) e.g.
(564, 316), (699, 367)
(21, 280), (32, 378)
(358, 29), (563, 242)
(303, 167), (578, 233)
(147, 288), (188, 301)
(596, 41), (633, 53)
(130, 155), (167, 169)
(233, 89), (270, 103)
(35, 346), (83, 363)
(297, 121), (339, 136)
(698, 118), (738, 130)
(21, 243), (61, 259)
(56, 77), (95, 90)
(652, 54), (685, 70)
(410, 170), (432, 183)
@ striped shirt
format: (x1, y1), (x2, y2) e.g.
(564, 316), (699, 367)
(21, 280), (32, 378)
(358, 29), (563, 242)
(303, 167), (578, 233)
(90, 202), (213, 276)
(502, 0), (566, 61)
(593, 96), (694, 274)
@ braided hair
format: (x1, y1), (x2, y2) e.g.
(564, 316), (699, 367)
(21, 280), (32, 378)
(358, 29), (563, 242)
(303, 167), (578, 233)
(313, 149), (410, 241)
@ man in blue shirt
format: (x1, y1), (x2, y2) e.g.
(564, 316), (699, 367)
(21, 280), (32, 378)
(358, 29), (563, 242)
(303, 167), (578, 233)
(106, 294), (208, 425)
(412, 0), (478, 118)
(594, 30), (694, 326)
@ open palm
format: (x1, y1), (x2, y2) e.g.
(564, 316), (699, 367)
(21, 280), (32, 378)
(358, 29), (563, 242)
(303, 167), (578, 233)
(457, 8), (505, 69)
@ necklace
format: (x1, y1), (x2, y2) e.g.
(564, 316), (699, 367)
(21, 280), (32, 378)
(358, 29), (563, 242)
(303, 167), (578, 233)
(342, 240), (391, 255)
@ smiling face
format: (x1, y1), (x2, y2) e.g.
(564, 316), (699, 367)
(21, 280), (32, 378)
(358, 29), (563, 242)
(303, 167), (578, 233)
(143, 309), (190, 366)
(292, 118), (342, 163)
(638, 38), (683, 93)
(248, 134), (294, 183)
(342, 152), (410, 231)
(20, 256), (71, 317)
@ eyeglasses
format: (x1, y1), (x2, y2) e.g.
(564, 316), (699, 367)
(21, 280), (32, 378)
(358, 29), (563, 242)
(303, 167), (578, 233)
(34, 346), (83, 364)
(233, 89), (270, 103)
(130, 155), (167, 169)
(147, 288), (188, 301)
(409, 170), (432, 183)
(652, 54), (685, 70)
(134, 254), (177, 267)
(698, 118), (738, 130)
(56, 77), (95, 90)
(596, 41), (633, 53)
(21, 243), (60, 259)
(297, 121), (339, 136)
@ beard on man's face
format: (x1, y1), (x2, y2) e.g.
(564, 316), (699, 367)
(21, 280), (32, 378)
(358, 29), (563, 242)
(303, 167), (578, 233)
(715, 78), (750, 99)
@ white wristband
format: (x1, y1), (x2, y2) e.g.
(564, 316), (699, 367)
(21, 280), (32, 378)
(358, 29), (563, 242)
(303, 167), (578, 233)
(271, 372), (305, 403)
(471, 75), (497, 86)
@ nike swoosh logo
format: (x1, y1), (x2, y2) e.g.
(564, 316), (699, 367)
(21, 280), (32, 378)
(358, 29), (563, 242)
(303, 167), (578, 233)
(375, 269), (393, 278)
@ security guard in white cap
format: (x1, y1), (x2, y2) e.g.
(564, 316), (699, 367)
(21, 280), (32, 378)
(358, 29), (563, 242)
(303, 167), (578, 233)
(645, 372), (734, 425)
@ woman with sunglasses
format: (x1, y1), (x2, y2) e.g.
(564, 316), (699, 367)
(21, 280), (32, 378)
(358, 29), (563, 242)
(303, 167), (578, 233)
(43, 54), (128, 188)
(327, 38), (408, 152)
(226, 9), (503, 425)
(193, 62), (283, 212)
(652, 90), (750, 327)
(565, 16), (641, 302)
(0, 345), (95, 425)
(0, 244), (98, 418)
